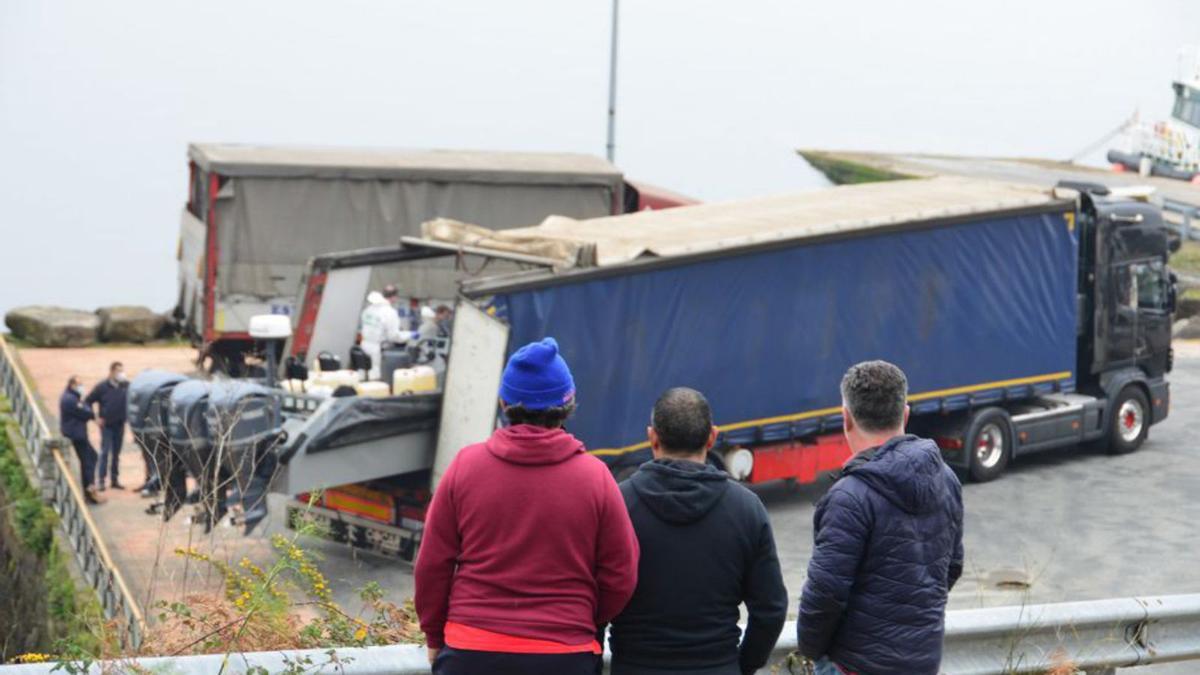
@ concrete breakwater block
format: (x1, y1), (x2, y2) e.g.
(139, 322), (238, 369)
(4, 306), (100, 347)
(96, 305), (166, 343)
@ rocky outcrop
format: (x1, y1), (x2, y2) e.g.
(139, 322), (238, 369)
(1174, 317), (1200, 340)
(4, 306), (99, 347)
(1178, 295), (1200, 320)
(96, 306), (166, 344)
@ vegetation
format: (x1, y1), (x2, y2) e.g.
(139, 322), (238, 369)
(798, 150), (914, 185)
(1172, 240), (1200, 278)
(136, 496), (421, 663)
(21, 491), (421, 670)
(0, 403), (108, 663)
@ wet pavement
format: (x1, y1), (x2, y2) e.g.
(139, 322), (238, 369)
(19, 342), (1200, 671)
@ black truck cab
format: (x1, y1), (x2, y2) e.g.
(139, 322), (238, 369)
(1077, 196), (1175, 382)
(930, 187), (1175, 482)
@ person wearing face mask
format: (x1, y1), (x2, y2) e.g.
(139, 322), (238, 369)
(85, 361), (129, 491)
(60, 375), (103, 505)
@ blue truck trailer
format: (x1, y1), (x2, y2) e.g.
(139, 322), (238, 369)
(135, 176), (1175, 559)
(443, 175), (1173, 485)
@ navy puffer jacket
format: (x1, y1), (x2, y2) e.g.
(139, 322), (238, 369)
(798, 435), (964, 675)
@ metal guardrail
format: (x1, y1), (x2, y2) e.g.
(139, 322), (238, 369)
(1162, 197), (1200, 242)
(3, 593), (1198, 674)
(0, 335), (145, 649)
(938, 593), (1200, 674)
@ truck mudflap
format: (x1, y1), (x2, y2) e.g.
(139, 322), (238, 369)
(1148, 378), (1170, 425)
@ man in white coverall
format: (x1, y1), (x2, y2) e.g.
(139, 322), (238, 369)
(360, 291), (407, 379)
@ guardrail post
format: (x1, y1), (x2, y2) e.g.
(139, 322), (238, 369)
(38, 438), (59, 501)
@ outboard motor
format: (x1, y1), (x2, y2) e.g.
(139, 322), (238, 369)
(206, 381), (286, 534)
(167, 380), (229, 532)
(127, 370), (189, 519)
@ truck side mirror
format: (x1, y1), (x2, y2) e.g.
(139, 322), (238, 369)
(1168, 271), (1179, 314)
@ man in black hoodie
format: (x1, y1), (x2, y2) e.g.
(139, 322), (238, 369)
(608, 388), (787, 675)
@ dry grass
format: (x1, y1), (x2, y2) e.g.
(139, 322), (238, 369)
(142, 593), (303, 656)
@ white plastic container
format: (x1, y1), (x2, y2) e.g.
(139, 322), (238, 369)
(308, 369), (362, 391)
(356, 381), (391, 398)
(392, 366), (437, 395)
(305, 384), (333, 400)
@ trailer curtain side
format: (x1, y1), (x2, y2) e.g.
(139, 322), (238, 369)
(483, 207), (1079, 458)
(218, 178), (618, 299)
(183, 144), (624, 336)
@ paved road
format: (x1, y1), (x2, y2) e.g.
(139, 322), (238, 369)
(758, 342), (1200, 673)
(22, 343), (1200, 670)
(309, 345), (1200, 672)
(290, 347), (1200, 672)
(768, 345), (1200, 612)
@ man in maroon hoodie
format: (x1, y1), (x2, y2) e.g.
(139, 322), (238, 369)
(415, 337), (640, 675)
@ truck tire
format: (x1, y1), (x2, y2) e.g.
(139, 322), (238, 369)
(966, 408), (1011, 483)
(1108, 386), (1149, 455)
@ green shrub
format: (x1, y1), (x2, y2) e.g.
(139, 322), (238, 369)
(0, 422), (55, 555)
(0, 402), (106, 660)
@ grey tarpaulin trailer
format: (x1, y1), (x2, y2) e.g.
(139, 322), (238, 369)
(175, 143), (627, 373)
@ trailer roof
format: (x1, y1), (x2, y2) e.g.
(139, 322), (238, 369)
(422, 176), (1069, 268)
(188, 143), (623, 184)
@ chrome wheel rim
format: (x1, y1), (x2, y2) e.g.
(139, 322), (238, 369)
(1117, 399), (1145, 443)
(975, 422), (1004, 469)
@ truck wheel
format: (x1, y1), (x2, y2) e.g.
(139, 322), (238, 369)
(966, 408), (1011, 483)
(1108, 387), (1149, 455)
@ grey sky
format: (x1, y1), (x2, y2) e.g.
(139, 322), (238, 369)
(2, 0), (1198, 319)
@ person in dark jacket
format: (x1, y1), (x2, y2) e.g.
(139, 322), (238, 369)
(85, 361), (128, 491)
(414, 337), (639, 675)
(59, 375), (103, 505)
(609, 387), (788, 675)
(798, 361), (964, 675)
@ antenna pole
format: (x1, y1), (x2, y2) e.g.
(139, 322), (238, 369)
(606, 0), (619, 163)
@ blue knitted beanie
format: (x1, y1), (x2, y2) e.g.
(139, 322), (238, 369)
(499, 337), (576, 410)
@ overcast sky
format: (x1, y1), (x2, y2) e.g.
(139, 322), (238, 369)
(2, 0), (1198, 319)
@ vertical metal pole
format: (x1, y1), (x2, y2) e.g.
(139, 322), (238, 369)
(606, 0), (619, 163)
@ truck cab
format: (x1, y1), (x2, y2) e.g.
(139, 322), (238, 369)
(1077, 192), (1175, 382)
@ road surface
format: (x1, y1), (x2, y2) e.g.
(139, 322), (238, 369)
(18, 342), (1200, 671)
